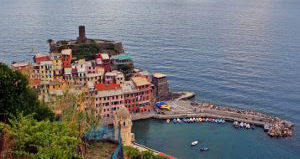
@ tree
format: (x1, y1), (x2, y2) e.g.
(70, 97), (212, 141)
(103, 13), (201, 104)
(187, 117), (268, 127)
(0, 63), (54, 122)
(0, 113), (82, 159)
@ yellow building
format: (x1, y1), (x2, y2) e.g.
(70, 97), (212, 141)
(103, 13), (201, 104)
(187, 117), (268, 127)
(39, 61), (54, 81)
(51, 52), (63, 80)
(48, 80), (67, 96)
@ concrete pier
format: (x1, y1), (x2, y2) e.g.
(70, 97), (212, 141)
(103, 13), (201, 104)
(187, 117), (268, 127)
(101, 99), (294, 138)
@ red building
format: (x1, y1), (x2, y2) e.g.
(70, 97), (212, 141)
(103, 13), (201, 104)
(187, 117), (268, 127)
(61, 49), (72, 68)
(96, 53), (111, 72)
(34, 53), (51, 64)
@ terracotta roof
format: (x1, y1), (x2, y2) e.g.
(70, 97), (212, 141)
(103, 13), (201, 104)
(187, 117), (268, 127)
(153, 73), (166, 78)
(95, 83), (120, 92)
(131, 76), (150, 86)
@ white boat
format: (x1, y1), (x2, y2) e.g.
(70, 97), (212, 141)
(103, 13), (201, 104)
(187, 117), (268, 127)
(190, 118), (194, 122)
(240, 122), (244, 127)
(191, 140), (199, 146)
(177, 118), (182, 123)
(246, 123), (251, 129)
(166, 119), (170, 124)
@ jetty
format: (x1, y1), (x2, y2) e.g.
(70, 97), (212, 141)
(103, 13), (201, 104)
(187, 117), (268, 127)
(156, 100), (294, 137)
(102, 98), (294, 138)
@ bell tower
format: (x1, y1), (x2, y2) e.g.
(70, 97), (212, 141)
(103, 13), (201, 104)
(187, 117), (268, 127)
(114, 107), (135, 146)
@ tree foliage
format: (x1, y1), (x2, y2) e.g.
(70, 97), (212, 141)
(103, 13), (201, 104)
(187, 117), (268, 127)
(73, 42), (100, 60)
(0, 63), (54, 122)
(0, 113), (82, 159)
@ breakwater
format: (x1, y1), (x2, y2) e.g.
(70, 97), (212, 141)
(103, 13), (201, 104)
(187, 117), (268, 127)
(157, 100), (294, 137)
(102, 98), (294, 138)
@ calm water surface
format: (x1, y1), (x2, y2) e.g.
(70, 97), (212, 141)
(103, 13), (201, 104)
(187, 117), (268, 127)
(1, 0), (300, 158)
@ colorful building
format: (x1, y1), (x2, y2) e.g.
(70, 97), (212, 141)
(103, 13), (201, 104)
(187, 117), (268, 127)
(104, 70), (125, 84)
(11, 62), (31, 76)
(96, 53), (111, 72)
(131, 77), (152, 113)
(39, 61), (53, 81)
(51, 52), (63, 79)
(34, 53), (51, 64)
(122, 77), (152, 113)
(61, 49), (72, 68)
(94, 83), (124, 117)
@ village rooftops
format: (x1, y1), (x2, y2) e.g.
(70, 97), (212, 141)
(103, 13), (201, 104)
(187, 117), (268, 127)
(35, 52), (50, 58)
(96, 89), (123, 98)
(121, 81), (136, 93)
(105, 70), (122, 77)
(131, 76), (150, 87)
(61, 49), (72, 55)
(111, 54), (132, 61)
(12, 62), (29, 68)
(101, 53), (109, 60)
(153, 73), (166, 79)
(40, 61), (53, 65)
(94, 83), (121, 92)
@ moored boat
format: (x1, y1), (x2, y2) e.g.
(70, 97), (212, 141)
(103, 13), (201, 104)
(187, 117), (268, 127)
(200, 147), (209, 151)
(191, 140), (199, 146)
(166, 119), (170, 124)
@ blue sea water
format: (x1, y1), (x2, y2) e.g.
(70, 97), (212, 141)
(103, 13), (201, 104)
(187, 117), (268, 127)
(0, 0), (300, 158)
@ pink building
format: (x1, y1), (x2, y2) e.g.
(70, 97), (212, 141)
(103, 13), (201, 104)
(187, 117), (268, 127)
(86, 60), (97, 74)
(96, 53), (111, 73)
(122, 77), (153, 113)
(94, 84), (124, 117)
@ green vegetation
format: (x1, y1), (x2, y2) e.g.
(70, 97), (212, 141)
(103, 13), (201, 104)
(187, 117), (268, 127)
(73, 42), (100, 60)
(0, 63), (108, 158)
(123, 146), (169, 159)
(0, 63), (54, 122)
(0, 114), (82, 159)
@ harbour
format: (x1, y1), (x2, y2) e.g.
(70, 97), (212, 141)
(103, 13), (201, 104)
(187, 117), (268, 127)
(132, 119), (299, 159)
(1, 0), (300, 158)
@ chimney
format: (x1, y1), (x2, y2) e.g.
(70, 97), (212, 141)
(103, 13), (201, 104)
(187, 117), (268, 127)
(77, 26), (87, 42)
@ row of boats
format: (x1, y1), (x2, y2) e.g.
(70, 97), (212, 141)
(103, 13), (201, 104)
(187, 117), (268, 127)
(166, 117), (226, 124)
(233, 121), (255, 129)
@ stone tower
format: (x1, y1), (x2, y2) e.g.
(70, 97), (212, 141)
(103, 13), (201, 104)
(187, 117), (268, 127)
(114, 107), (134, 146)
(77, 25), (87, 42)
